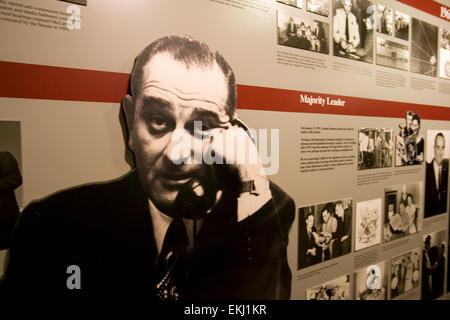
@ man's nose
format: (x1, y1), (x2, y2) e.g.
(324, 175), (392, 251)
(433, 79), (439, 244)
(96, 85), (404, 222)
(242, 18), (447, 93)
(164, 128), (195, 165)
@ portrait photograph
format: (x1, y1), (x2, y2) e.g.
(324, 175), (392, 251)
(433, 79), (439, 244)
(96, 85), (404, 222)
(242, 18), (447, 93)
(395, 111), (424, 166)
(376, 37), (409, 71)
(375, 4), (393, 36)
(394, 11), (409, 41)
(306, 0), (329, 17)
(383, 182), (423, 243)
(424, 130), (450, 218)
(358, 128), (393, 170)
(390, 248), (421, 299)
(278, 0), (302, 9)
(297, 199), (352, 270)
(355, 198), (382, 251)
(422, 230), (446, 300)
(411, 18), (438, 77)
(277, 7), (330, 54)
(354, 261), (388, 300)
(439, 28), (450, 79)
(332, 0), (375, 63)
(306, 274), (350, 300)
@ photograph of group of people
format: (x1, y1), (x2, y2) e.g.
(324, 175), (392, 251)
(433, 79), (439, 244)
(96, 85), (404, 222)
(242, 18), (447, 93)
(395, 111), (424, 166)
(354, 261), (388, 300)
(297, 199), (352, 270)
(374, 5), (409, 41)
(355, 198), (382, 251)
(306, 274), (350, 300)
(425, 130), (449, 219)
(390, 248), (421, 299)
(358, 128), (393, 170)
(422, 231), (447, 300)
(440, 28), (450, 79)
(384, 182), (422, 243)
(277, 8), (329, 54)
(411, 18), (438, 77)
(332, 0), (374, 63)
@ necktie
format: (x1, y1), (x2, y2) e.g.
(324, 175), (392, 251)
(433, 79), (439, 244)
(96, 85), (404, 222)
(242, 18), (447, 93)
(156, 218), (189, 300)
(438, 165), (442, 190)
(345, 14), (349, 42)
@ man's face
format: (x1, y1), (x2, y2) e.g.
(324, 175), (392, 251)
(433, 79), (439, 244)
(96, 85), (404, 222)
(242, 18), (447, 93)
(434, 135), (445, 165)
(322, 210), (330, 223)
(411, 119), (419, 134)
(343, 0), (352, 14)
(306, 215), (314, 228)
(128, 52), (229, 215)
(406, 114), (413, 129)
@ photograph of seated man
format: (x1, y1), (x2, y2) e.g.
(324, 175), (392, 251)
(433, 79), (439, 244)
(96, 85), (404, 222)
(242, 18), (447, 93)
(332, 0), (375, 63)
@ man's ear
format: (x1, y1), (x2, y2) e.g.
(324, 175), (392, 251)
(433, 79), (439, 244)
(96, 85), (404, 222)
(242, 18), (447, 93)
(122, 94), (136, 151)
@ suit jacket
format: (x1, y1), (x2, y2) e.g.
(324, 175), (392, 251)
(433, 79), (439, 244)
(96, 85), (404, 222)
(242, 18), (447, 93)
(425, 159), (449, 218)
(2, 170), (295, 299)
(333, 8), (360, 48)
(0, 151), (22, 250)
(298, 225), (320, 269)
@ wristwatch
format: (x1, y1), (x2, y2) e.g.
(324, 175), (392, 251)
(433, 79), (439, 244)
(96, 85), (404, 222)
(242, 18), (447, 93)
(239, 175), (269, 195)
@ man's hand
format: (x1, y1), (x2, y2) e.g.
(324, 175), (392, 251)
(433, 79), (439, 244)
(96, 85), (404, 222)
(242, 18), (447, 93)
(307, 248), (316, 256)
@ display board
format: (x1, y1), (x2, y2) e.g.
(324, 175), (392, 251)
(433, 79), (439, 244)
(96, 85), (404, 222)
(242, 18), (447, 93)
(0, 0), (449, 300)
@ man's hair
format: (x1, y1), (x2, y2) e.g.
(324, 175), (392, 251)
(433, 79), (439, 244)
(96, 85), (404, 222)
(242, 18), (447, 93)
(129, 35), (237, 118)
(406, 111), (414, 119)
(305, 212), (314, 221)
(435, 132), (445, 146)
(412, 113), (420, 126)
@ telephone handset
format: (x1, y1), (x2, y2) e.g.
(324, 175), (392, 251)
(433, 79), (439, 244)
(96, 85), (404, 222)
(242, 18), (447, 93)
(174, 117), (252, 220)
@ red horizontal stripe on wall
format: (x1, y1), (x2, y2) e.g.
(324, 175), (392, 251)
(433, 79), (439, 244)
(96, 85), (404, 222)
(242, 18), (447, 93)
(236, 84), (450, 121)
(396, 0), (449, 22)
(0, 61), (130, 103)
(0, 61), (449, 121)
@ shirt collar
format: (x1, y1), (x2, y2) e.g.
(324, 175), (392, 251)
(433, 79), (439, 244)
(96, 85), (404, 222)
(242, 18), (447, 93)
(148, 199), (173, 255)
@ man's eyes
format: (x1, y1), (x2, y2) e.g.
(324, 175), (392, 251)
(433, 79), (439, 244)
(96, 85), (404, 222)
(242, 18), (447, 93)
(148, 115), (169, 133)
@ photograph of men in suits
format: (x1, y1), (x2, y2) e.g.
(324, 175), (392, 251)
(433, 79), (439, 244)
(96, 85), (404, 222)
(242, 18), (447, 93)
(425, 132), (449, 218)
(2, 35), (295, 299)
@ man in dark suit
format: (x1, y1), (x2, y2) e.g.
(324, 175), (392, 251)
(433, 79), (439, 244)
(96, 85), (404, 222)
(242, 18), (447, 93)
(298, 211), (320, 269)
(2, 35), (295, 299)
(0, 151), (22, 250)
(425, 133), (449, 218)
(333, 200), (352, 257)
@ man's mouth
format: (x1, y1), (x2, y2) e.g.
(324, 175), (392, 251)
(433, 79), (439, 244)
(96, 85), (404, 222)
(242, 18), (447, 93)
(160, 172), (194, 186)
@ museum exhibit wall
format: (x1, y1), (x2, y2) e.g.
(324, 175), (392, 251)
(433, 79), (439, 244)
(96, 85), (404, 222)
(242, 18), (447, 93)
(0, 0), (449, 299)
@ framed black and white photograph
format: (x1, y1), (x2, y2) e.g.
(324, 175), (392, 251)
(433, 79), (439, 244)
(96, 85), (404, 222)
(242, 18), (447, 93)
(394, 11), (409, 41)
(395, 111), (424, 166)
(376, 37), (409, 71)
(332, 0), (374, 63)
(390, 248), (421, 299)
(375, 4), (393, 36)
(425, 130), (450, 218)
(358, 128), (393, 170)
(422, 230), (446, 300)
(411, 18), (438, 77)
(354, 261), (388, 300)
(278, 0), (302, 9)
(439, 28), (450, 79)
(355, 198), (382, 251)
(306, 0), (329, 17)
(383, 182), (423, 243)
(277, 8), (330, 54)
(306, 274), (350, 300)
(0, 120), (23, 277)
(297, 199), (352, 270)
